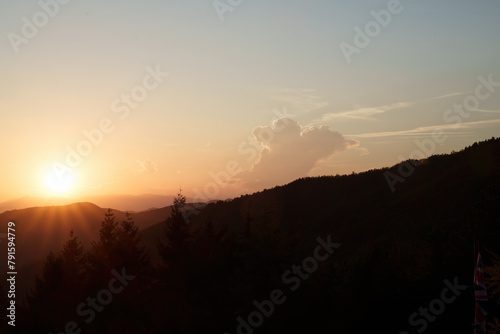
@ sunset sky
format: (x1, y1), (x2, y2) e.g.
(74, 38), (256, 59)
(1, 0), (499, 204)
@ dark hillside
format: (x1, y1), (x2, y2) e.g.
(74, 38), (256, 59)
(12, 138), (500, 333)
(140, 137), (500, 333)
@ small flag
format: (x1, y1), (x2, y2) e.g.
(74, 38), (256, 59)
(474, 252), (488, 334)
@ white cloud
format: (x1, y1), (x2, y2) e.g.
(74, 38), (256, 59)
(236, 118), (358, 188)
(136, 159), (158, 175)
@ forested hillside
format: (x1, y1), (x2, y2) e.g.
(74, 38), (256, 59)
(4, 137), (500, 333)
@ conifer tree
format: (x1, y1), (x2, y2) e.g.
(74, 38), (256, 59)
(24, 251), (65, 331)
(117, 211), (150, 274)
(87, 209), (120, 287)
(61, 230), (85, 285)
(159, 191), (191, 266)
(98, 208), (119, 250)
(28, 252), (64, 300)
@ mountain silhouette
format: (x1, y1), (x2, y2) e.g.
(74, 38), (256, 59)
(2, 137), (499, 333)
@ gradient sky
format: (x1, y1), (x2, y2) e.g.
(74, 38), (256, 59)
(1, 0), (499, 203)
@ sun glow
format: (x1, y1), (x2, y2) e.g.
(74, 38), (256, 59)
(44, 167), (75, 195)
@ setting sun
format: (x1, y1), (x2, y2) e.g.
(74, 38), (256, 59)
(44, 168), (75, 195)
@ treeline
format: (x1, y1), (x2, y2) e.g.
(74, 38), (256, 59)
(14, 193), (306, 333)
(10, 191), (500, 334)
(4, 137), (500, 333)
(17, 210), (150, 333)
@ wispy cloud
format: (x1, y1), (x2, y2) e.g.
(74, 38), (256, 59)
(271, 88), (327, 114)
(348, 119), (500, 139)
(320, 102), (413, 122)
(428, 91), (468, 100)
(315, 91), (469, 123)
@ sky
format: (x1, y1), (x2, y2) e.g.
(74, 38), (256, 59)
(1, 0), (499, 204)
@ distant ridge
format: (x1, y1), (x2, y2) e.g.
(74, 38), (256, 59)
(0, 202), (172, 268)
(0, 193), (180, 213)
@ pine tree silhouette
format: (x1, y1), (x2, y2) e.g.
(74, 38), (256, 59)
(23, 251), (65, 331)
(61, 230), (85, 286)
(87, 208), (120, 289)
(158, 191), (191, 266)
(117, 211), (150, 273)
